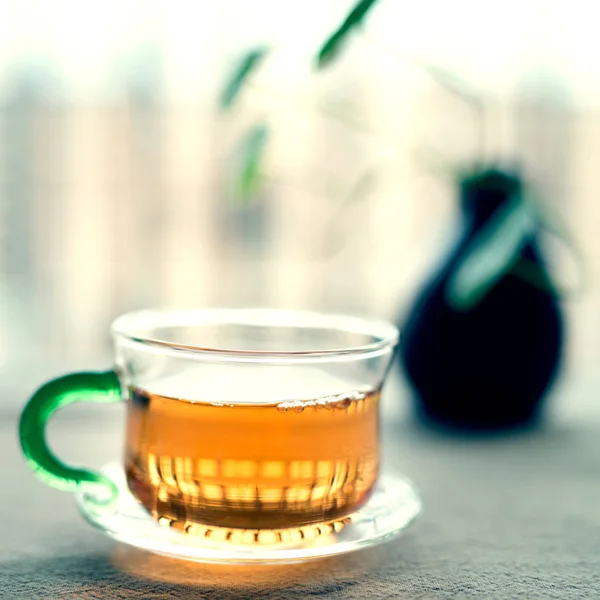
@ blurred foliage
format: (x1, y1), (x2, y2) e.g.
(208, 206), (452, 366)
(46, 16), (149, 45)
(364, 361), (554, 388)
(220, 46), (270, 110)
(232, 122), (270, 205)
(217, 0), (579, 305)
(315, 0), (381, 69)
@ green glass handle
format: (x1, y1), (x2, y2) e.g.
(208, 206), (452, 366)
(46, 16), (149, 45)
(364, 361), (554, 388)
(19, 370), (122, 505)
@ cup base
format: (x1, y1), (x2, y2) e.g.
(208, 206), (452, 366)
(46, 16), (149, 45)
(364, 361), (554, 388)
(76, 462), (421, 564)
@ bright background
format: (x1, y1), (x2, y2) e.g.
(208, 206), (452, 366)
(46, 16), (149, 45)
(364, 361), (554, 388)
(1, 0), (599, 409)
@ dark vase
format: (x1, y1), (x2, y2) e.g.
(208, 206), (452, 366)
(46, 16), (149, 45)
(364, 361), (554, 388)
(399, 169), (564, 430)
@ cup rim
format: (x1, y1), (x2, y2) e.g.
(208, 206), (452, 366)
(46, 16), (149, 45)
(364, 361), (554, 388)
(111, 308), (399, 362)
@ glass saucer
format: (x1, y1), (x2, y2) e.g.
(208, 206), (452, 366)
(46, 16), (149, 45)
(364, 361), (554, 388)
(75, 463), (421, 565)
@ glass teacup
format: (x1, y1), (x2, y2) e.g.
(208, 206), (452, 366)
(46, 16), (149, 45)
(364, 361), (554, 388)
(20, 308), (400, 541)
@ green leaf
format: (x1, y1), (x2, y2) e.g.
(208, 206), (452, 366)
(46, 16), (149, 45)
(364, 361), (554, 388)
(317, 31), (347, 69)
(316, 0), (380, 69)
(220, 47), (270, 110)
(232, 123), (269, 204)
(446, 199), (537, 311)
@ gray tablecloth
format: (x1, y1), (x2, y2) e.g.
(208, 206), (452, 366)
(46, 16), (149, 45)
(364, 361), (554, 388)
(2, 376), (600, 599)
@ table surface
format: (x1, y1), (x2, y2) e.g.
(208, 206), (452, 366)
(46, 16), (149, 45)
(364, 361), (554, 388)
(2, 374), (600, 600)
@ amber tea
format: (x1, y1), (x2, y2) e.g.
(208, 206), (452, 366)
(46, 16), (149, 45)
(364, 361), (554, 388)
(125, 379), (380, 532)
(20, 309), (408, 561)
